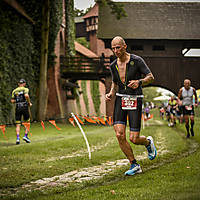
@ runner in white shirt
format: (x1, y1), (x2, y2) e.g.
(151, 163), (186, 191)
(178, 79), (198, 138)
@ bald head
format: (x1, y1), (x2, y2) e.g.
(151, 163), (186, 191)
(184, 79), (191, 90)
(111, 36), (127, 58)
(184, 79), (191, 84)
(111, 36), (126, 46)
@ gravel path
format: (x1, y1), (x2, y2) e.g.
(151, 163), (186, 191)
(22, 119), (168, 190)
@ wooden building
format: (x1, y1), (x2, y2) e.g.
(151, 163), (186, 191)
(98, 1), (200, 94)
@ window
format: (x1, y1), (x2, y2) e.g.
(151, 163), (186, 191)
(182, 48), (200, 57)
(131, 45), (143, 51)
(152, 45), (165, 51)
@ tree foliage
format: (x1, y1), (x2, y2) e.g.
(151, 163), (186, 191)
(74, 0), (127, 19)
(76, 37), (90, 49)
(74, 8), (85, 17)
(74, 6), (93, 17)
(143, 87), (161, 104)
(96, 0), (127, 19)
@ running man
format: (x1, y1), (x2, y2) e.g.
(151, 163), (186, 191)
(144, 103), (150, 119)
(168, 96), (178, 127)
(159, 106), (165, 120)
(106, 36), (157, 176)
(178, 79), (198, 138)
(11, 79), (32, 144)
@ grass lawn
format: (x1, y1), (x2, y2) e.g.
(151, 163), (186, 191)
(0, 107), (200, 200)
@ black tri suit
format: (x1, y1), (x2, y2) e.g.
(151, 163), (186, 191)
(11, 86), (30, 124)
(110, 54), (152, 132)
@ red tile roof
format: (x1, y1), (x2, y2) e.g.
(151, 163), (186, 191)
(83, 3), (98, 19)
(75, 41), (98, 58)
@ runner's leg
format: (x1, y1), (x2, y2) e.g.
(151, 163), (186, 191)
(190, 115), (195, 136)
(129, 131), (149, 146)
(184, 115), (190, 137)
(114, 124), (135, 162)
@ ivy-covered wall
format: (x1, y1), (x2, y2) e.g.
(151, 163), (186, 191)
(0, 0), (63, 124)
(90, 80), (101, 116)
(0, 1), (39, 124)
(81, 80), (89, 113)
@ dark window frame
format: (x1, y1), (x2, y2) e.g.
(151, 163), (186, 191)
(152, 45), (165, 51)
(131, 45), (144, 51)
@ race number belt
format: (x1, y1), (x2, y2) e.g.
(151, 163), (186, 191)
(116, 93), (144, 110)
(185, 105), (192, 110)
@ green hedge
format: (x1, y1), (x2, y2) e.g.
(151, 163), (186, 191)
(81, 80), (89, 113)
(90, 81), (101, 116)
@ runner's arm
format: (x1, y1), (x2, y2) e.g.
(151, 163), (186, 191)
(128, 73), (154, 89)
(139, 73), (154, 86)
(106, 82), (118, 101)
(193, 88), (198, 106)
(24, 93), (32, 106)
(177, 88), (183, 105)
(11, 98), (16, 103)
(11, 91), (15, 103)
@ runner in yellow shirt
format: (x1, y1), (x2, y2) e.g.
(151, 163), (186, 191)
(11, 79), (32, 144)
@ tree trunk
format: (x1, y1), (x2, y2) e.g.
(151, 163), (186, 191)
(65, 0), (75, 56)
(37, 0), (50, 120)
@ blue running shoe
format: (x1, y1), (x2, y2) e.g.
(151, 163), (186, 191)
(124, 163), (142, 176)
(23, 136), (31, 143)
(16, 138), (20, 145)
(146, 136), (157, 160)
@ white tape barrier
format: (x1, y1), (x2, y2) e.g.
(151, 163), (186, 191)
(71, 113), (91, 159)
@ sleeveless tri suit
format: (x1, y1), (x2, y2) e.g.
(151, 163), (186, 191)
(181, 87), (195, 116)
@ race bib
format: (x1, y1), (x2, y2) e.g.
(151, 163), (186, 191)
(121, 96), (137, 110)
(185, 105), (192, 110)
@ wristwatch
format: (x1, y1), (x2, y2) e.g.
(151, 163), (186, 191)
(138, 79), (143, 86)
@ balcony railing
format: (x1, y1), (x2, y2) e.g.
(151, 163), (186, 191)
(60, 56), (111, 79)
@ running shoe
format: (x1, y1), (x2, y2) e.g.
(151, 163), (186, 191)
(124, 163), (142, 176)
(146, 136), (157, 160)
(23, 136), (31, 143)
(16, 138), (20, 145)
(187, 133), (190, 138)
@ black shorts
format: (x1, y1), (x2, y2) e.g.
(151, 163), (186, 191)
(165, 111), (170, 116)
(113, 96), (142, 132)
(15, 106), (30, 124)
(182, 105), (195, 116)
(176, 106), (183, 116)
(170, 108), (176, 116)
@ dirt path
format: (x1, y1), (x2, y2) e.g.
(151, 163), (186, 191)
(22, 120), (168, 190)
(45, 138), (115, 162)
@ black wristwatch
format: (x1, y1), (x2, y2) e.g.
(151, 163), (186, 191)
(138, 79), (143, 86)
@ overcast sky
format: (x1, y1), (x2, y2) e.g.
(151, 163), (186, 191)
(74, 0), (95, 11)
